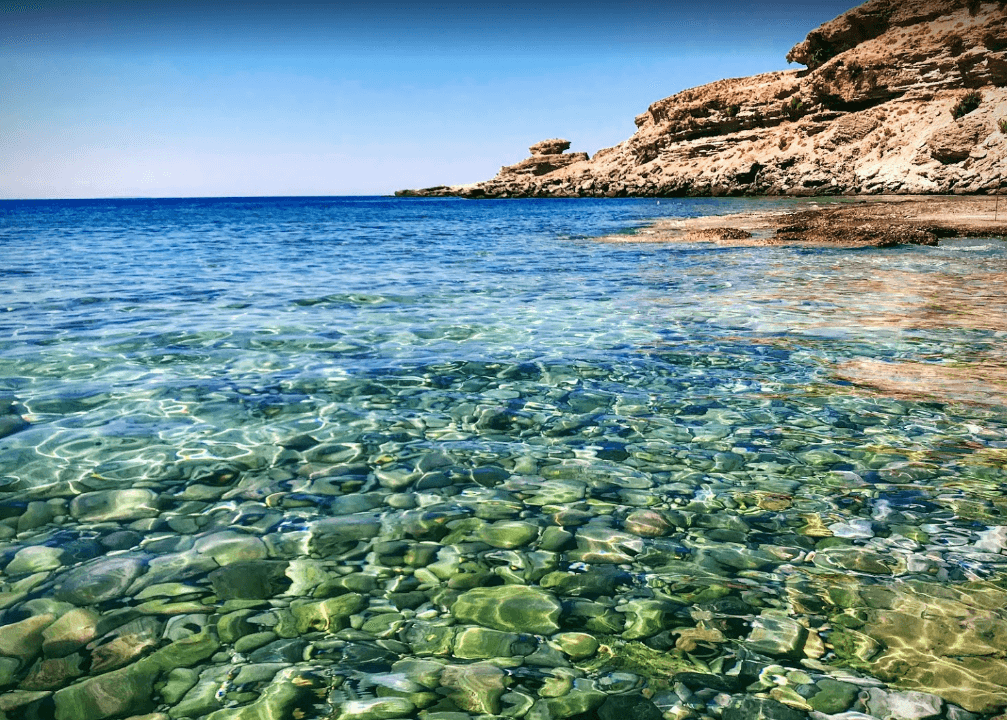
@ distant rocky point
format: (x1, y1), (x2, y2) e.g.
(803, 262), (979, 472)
(395, 139), (590, 197)
(397, 0), (1007, 198)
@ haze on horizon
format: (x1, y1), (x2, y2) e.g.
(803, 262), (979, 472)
(3, 0), (855, 199)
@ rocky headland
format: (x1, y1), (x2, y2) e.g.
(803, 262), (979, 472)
(398, 0), (1007, 199)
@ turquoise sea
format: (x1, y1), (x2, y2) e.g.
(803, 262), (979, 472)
(2, 196), (1007, 720)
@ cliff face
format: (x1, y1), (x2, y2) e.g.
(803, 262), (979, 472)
(399, 0), (1007, 198)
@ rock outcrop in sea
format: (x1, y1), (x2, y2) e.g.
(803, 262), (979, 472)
(398, 0), (1007, 198)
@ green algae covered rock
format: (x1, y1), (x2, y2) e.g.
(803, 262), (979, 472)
(234, 632), (277, 653)
(475, 520), (539, 549)
(528, 681), (606, 720)
(439, 662), (507, 715)
(53, 661), (156, 720)
(52, 631), (217, 719)
(206, 666), (329, 720)
(452, 586), (561, 635)
(403, 621), (456, 656)
(0, 613), (55, 663)
(551, 632), (600, 661)
(746, 613), (808, 658)
(159, 667), (200, 705)
(217, 609), (256, 644)
(5, 546), (64, 575)
(825, 580), (1007, 713)
(578, 637), (694, 678)
(0, 656), (19, 687)
(452, 627), (529, 659)
(337, 697), (415, 720)
(142, 630), (219, 673)
(169, 667), (229, 719)
(275, 593), (366, 637)
(621, 599), (675, 640)
(808, 678), (859, 714)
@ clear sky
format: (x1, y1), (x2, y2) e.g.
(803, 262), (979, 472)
(3, 0), (856, 198)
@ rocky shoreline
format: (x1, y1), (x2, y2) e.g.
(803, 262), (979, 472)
(398, 1), (1007, 199)
(602, 196), (1007, 248)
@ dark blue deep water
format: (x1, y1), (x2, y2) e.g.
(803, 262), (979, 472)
(2, 196), (1007, 719)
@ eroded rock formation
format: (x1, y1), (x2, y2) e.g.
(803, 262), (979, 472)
(398, 0), (1007, 198)
(496, 138), (590, 178)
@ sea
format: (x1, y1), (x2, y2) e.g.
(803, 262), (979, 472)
(2, 195), (1007, 719)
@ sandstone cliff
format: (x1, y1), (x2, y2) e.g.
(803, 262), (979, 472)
(398, 0), (1007, 198)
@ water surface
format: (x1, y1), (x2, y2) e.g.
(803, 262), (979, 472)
(1, 197), (1006, 719)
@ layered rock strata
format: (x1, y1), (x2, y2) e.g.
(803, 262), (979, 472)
(494, 138), (590, 179)
(398, 0), (1007, 198)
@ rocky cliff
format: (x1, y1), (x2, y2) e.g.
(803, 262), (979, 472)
(398, 0), (1007, 198)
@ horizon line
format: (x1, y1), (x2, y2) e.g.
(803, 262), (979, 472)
(0, 193), (400, 202)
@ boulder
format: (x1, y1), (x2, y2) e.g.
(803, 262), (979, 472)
(927, 117), (990, 163)
(529, 138), (572, 155)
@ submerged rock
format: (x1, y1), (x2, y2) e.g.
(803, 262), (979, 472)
(452, 585), (562, 635)
(746, 614), (808, 658)
(276, 594), (366, 636)
(0, 613), (54, 663)
(335, 697), (415, 720)
(5, 546), (64, 575)
(551, 632), (600, 661)
(453, 626), (531, 659)
(55, 557), (145, 605)
(21, 652), (86, 690)
(530, 679), (606, 719)
(193, 531), (267, 565)
(0, 413), (28, 440)
(724, 695), (808, 720)
(52, 661), (157, 720)
(621, 599), (676, 640)
(308, 515), (382, 555)
(475, 520), (539, 549)
(862, 688), (944, 720)
(598, 693), (664, 720)
(439, 662), (507, 715)
(207, 560), (289, 599)
(70, 489), (159, 523)
(88, 617), (163, 674)
(808, 679), (859, 714)
(50, 631), (218, 719)
(827, 581), (1007, 713)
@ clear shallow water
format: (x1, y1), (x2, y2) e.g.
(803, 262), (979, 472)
(1, 197), (1007, 719)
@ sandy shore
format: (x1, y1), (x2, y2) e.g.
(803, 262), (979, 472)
(611, 196), (1007, 248)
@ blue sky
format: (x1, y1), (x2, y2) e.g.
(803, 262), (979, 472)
(3, 1), (855, 198)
